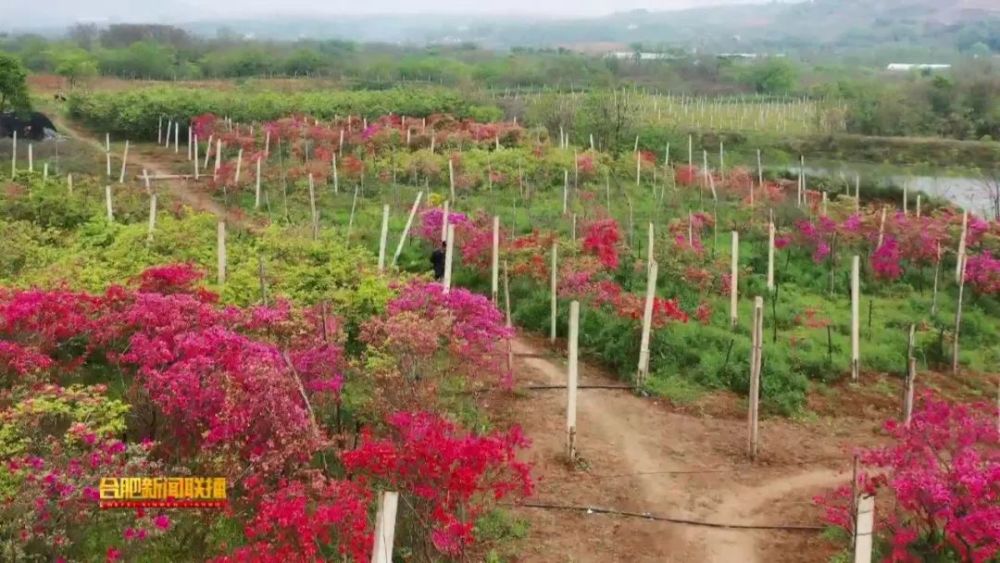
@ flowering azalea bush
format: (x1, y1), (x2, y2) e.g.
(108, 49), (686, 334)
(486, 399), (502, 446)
(342, 411), (532, 558)
(815, 394), (1000, 562)
(582, 219), (621, 270)
(965, 251), (1000, 295)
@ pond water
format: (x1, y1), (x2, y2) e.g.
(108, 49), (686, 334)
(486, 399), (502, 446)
(787, 163), (998, 220)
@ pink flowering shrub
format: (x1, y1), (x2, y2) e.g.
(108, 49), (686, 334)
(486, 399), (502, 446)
(418, 207), (470, 244)
(871, 236), (903, 281)
(815, 394), (1000, 562)
(965, 251), (1000, 295)
(361, 280), (514, 388)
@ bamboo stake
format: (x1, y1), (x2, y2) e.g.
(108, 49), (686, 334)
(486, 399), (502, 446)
(876, 207), (887, 250)
(43, 162), (48, 181)
(550, 241), (558, 342)
(916, 195), (922, 218)
(931, 243), (942, 315)
(503, 260), (515, 378)
(67, 173), (73, 194)
(635, 151), (641, 186)
(851, 256), (861, 381)
(443, 224), (456, 293)
(448, 158), (455, 200)
(174, 124), (179, 153)
(378, 204), (390, 273)
(767, 221), (776, 293)
(105, 185), (113, 222)
(204, 135), (213, 168)
(117, 141), (129, 183)
(904, 359), (916, 427)
(29, 144), (34, 173)
(308, 173), (318, 239)
(347, 186), (359, 239)
(392, 191), (423, 267)
(265, 130), (271, 156)
(441, 200), (449, 243)
(748, 296), (764, 460)
(158, 116), (163, 144)
(217, 221), (227, 286)
(254, 157), (262, 209)
(953, 253), (967, 375)
(9, 131), (15, 179)
(955, 210), (968, 283)
(854, 496), (875, 563)
(731, 232), (740, 328)
(563, 170), (569, 214)
(187, 126), (192, 160)
(637, 260), (658, 387)
(214, 138), (222, 180)
(370, 491), (399, 563)
(491, 216), (500, 303)
(567, 300), (580, 460)
(234, 148), (244, 185)
(147, 191), (157, 242)
(332, 155), (339, 193)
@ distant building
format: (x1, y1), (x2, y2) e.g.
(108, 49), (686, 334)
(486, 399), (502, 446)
(887, 63), (951, 71)
(606, 52), (678, 61)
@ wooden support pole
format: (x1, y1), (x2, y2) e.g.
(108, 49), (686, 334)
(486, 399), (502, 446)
(767, 221), (776, 293)
(254, 157), (262, 209)
(147, 191), (157, 242)
(204, 135), (213, 168)
(637, 260), (658, 387)
(370, 491), (399, 563)
(378, 204), (390, 273)
(234, 148), (244, 185)
(217, 221), (227, 286)
(916, 195), (922, 218)
(392, 191), (423, 267)
(904, 356), (916, 427)
(855, 176), (861, 212)
(931, 243), (942, 315)
(956, 210), (968, 283)
(174, 124), (179, 153)
(29, 144), (34, 173)
(748, 296), (764, 460)
(491, 216), (500, 303)
(443, 224), (456, 293)
(118, 140), (129, 183)
(731, 231), (740, 329)
(635, 151), (641, 186)
(214, 138), (222, 180)
(876, 207), (887, 250)
(448, 158), (455, 200)
(67, 173), (73, 194)
(163, 122), (170, 148)
(954, 253), (967, 375)
(265, 130), (271, 156)
(158, 116), (163, 144)
(566, 300), (580, 460)
(9, 131), (15, 179)
(550, 240), (558, 343)
(563, 169), (569, 214)
(853, 495), (875, 563)
(440, 200), (449, 244)
(347, 186), (359, 239)
(332, 155), (339, 193)
(105, 185), (113, 222)
(187, 126), (192, 160)
(851, 256), (861, 381)
(43, 162), (48, 181)
(308, 173), (318, 239)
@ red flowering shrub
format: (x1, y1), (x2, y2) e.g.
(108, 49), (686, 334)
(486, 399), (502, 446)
(342, 411), (532, 558)
(815, 394), (1000, 562)
(582, 219), (621, 270)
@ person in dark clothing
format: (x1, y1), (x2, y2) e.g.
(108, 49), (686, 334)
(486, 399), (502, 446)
(431, 240), (446, 280)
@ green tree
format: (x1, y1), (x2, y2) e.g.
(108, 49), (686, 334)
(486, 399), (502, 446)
(48, 45), (98, 88)
(0, 52), (30, 113)
(743, 58), (799, 94)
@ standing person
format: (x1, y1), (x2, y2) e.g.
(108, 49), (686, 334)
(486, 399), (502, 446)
(431, 240), (446, 280)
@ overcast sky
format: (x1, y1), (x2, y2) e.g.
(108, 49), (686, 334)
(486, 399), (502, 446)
(8, 0), (775, 24)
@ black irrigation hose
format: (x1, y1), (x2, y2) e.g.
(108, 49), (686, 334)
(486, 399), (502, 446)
(511, 501), (826, 532)
(525, 384), (636, 390)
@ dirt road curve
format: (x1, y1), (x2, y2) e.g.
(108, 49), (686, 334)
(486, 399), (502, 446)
(509, 336), (849, 563)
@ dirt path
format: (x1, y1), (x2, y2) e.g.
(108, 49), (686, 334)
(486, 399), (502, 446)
(508, 336), (850, 563)
(47, 112), (247, 228)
